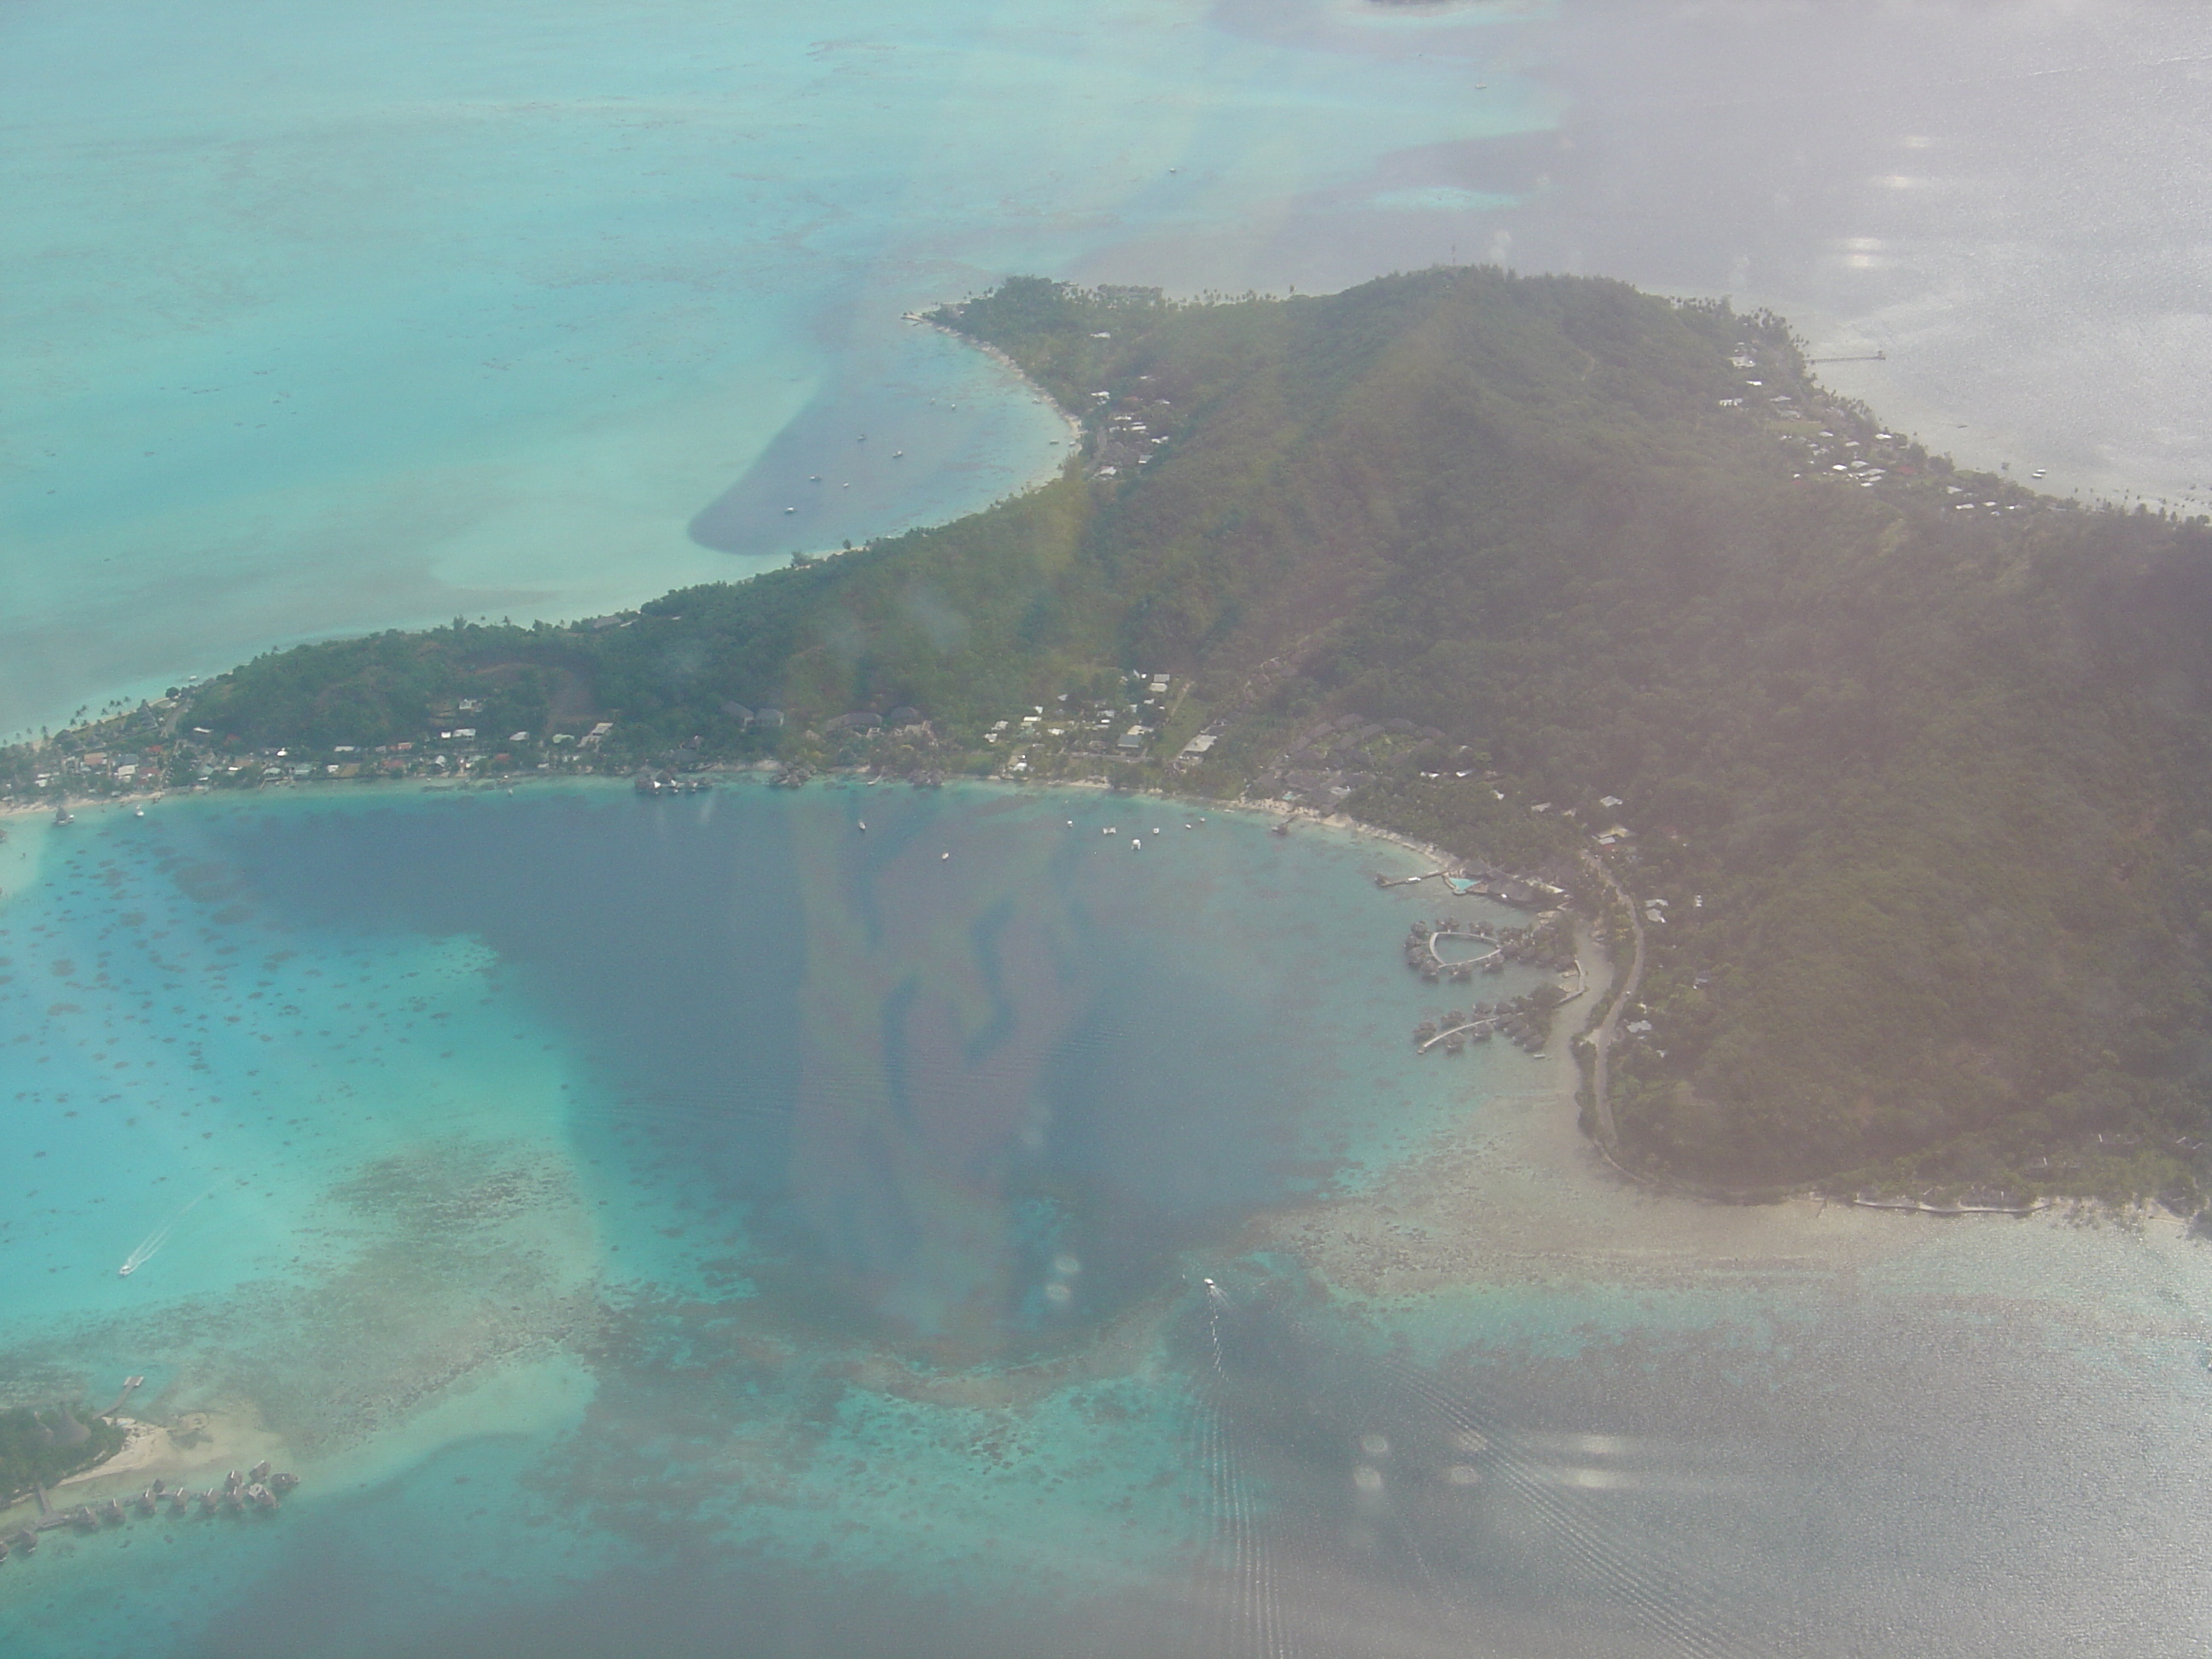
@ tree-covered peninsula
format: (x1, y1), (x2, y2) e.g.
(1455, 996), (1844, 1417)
(13, 269), (2212, 1207)
(0, 1404), (125, 1505)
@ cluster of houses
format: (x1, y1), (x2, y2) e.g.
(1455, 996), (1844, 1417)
(1731, 338), (2043, 518)
(3, 1464), (300, 1563)
(1086, 381), (1179, 479)
(1256, 714), (1449, 806)
(7, 694), (650, 801)
(975, 673), (1179, 777)
(777, 705), (950, 789)
(823, 706), (923, 736)
(24, 745), (165, 794)
(1404, 917), (1500, 981)
(1401, 913), (1575, 985)
(9, 687), (852, 801)
(1397, 896), (1580, 1057)
(1412, 993), (1557, 1057)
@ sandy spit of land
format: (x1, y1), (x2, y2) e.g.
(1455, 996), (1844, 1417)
(1, 1406), (290, 1526)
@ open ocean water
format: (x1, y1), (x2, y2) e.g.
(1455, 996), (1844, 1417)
(3, 783), (2212, 1657)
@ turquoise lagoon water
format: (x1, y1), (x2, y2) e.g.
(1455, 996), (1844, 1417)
(0, 781), (1542, 1654)
(6, 783), (2212, 1656)
(0, 0), (1557, 741)
(16, 0), (2212, 753)
(14, 1), (2212, 1644)
(0, 783), (1534, 1330)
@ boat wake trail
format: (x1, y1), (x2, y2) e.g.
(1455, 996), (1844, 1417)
(1196, 1278), (1299, 1659)
(117, 1190), (209, 1278)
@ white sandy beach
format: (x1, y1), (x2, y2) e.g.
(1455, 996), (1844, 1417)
(1, 1406), (291, 1529)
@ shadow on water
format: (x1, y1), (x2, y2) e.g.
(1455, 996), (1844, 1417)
(210, 789), (1352, 1356)
(685, 339), (1062, 562)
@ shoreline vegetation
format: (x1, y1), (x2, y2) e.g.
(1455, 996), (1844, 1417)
(0, 1405), (126, 1510)
(0, 1403), (301, 1559)
(10, 266), (2212, 1218)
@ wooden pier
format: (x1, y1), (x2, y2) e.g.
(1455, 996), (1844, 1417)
(98, 1377), (143, 1419)
(1403, 918), (1502, 981)
(3, 1470), (300, 1564)
(1416, 1017), (1498, 1054)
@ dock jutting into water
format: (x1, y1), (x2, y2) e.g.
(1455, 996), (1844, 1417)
(2, 1467), (299, 1565)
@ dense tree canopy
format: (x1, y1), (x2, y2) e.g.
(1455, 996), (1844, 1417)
(38, 267), (2212, 1201)
(0, 1404), (125, 1500)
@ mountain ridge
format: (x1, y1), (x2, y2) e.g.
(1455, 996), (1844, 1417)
(16, 266), (2212, 1205)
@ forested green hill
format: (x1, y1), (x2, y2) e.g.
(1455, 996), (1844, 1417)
(0, 1404), (124, 1502)
(25, 268), (2212, 1202)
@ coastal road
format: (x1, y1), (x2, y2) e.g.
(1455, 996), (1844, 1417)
(1580, 852), (1645, 1150)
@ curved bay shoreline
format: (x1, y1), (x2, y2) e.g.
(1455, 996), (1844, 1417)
(1, 767), (2178, 1570)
